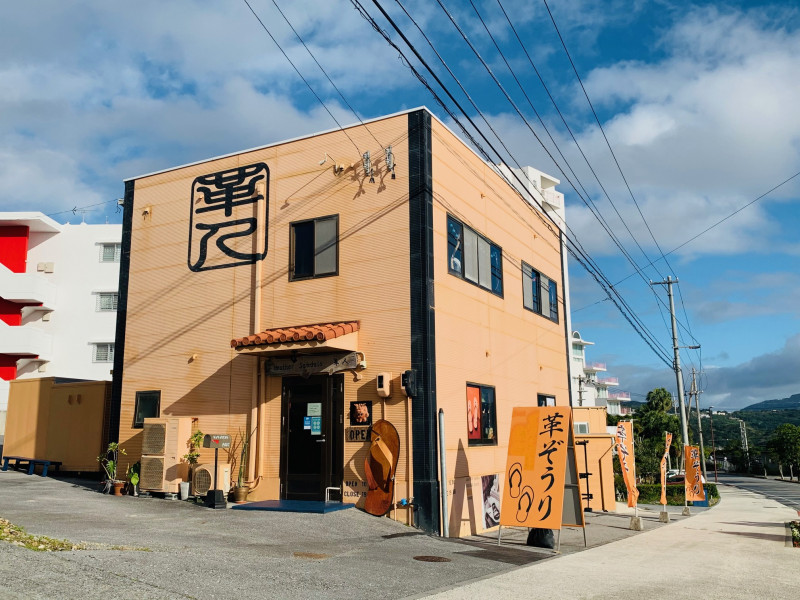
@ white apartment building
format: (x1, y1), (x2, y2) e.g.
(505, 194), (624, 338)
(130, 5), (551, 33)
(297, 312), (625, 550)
(0, 212), (121, 437)
(570, 330), (628, 414)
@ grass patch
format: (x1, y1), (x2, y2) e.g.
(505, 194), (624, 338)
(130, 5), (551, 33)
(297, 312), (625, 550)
(0, 518), (85, 552)
(0, 518), (151, 552)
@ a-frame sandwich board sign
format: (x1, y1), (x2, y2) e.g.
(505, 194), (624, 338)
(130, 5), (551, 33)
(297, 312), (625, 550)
(498, 406), (586, 550)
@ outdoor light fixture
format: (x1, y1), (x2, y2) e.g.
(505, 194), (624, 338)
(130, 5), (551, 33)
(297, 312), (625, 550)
(363, 151), (374, 183)
(385, 146), (396, 179)
(319, 153), (344, 174)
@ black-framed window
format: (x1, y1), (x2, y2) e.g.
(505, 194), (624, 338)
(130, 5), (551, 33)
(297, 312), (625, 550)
(467, 383), (497, 446)
(133, 390), (161, 428)
(537, 394), (555, 407)
(93, 343), (114, 363)
(289, 215), (338, 280)
(522, 261), (558, 323)
(447, 215), (503, 296)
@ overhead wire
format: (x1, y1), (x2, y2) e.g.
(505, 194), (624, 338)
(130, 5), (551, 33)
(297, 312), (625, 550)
(241, 0), (363, 155)
(353, 0), (673, 366)
(268, 0), (387, 151)
(541, 0), (700, 362)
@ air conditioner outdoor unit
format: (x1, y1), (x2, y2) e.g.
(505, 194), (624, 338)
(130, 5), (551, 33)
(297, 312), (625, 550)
(140, 417), (192, 493)
(192, 463), (232, 496)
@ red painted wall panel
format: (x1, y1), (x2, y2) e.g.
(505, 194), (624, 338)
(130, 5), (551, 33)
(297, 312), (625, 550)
(0, 354), (20, 381)
(0, 297), (22, 326)
(0, 225), (30, 273)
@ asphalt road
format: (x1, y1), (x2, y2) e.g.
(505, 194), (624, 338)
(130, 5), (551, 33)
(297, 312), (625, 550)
(0, 471), (683, 600)
(716, 473), (800, 513)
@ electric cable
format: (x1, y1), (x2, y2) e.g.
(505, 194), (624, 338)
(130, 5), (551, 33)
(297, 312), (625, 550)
(353, 0), (673, 366)
(241, 0), (362, 155)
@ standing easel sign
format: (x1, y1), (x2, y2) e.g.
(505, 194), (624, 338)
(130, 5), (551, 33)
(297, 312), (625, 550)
(499, 407), (585, 549)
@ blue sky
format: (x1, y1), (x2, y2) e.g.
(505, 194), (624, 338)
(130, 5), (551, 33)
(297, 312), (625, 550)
(1, 1), (799, 409)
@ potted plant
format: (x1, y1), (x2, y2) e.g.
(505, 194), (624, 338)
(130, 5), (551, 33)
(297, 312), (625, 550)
(232, 429), (251, 503)
(182, 429), (204, 498)
(126, 461), (140, 496)
(97, 442), (127, 496)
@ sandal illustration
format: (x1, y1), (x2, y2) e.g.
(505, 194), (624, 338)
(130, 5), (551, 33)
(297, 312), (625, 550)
(508, 462), (523, 498)
(516, 486), (534, 523)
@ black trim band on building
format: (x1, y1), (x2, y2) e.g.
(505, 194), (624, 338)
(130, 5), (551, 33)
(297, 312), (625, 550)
(109, 180), (135, 443)
(408, 109), (440, 535)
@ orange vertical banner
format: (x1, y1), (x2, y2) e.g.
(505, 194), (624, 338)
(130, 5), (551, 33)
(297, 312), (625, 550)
(660, 432), (673, 506)
(615, 421), (638, 508)
(500, 407), (571, 530)
(684, 445), (706, 502)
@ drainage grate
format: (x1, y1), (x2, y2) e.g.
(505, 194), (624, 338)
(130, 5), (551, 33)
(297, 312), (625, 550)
(413, 555), (452, 563)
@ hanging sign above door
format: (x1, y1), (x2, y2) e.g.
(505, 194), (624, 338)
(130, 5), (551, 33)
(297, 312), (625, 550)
(264, 351), (365, 377)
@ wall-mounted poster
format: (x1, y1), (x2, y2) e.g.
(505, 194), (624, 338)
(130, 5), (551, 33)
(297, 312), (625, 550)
(466, 386), (481, 440)
(481, 474), (501, 529)
(349, 401), (373, 426)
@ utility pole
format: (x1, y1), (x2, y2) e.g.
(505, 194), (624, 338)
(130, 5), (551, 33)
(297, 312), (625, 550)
(690, 368), (707, 481)
(651, 277), (690, 453)
(739, 419), (750, 473)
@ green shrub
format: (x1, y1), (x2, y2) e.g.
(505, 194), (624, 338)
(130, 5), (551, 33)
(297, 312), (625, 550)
(618, 483), (719, 506)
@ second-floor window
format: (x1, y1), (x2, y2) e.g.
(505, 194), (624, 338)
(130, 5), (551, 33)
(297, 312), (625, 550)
(96, 293), (118, 311)
(100, 243), (121, 263)
(523, 262), (559, 323)
(290, 215), (338, 280)
(447, 215), (503, 296)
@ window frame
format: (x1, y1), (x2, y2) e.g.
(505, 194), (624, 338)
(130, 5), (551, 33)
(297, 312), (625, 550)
(466, 382), (498, 447)
(289, 214), (339, 281)
(537, 394), (556, 407)
(133, 390), (161, 428)
(92, 342), (115, 363)
(522, 261), (559, 323)
(99, 243), (121, 263)
(95, 292), (119, 312)
(574, 422), (590, 435)
(446, 214), (503, 298)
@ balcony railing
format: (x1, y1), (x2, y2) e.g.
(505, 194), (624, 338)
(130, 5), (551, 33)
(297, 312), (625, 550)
(0, 322), (52, 359)
(597, 377), (619, 386)
(584, 362), (606, 372)
(608, 391), (631, 400)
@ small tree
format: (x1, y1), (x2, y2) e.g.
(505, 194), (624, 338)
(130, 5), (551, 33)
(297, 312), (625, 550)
(183, 429), (204, 470)
(770, 424), (800, 481)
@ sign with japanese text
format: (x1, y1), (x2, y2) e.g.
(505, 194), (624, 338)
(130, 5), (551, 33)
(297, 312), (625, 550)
(500, 407), (573, 530)
(188, 162), (269, 272)
(202, 434), (231, 449)
(684, 445), (706, 502)
(660, 432), (673, 506)
(615, 421), (639, 508)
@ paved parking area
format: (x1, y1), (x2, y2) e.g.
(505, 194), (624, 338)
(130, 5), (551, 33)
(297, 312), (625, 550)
(0, 471), (697, 600)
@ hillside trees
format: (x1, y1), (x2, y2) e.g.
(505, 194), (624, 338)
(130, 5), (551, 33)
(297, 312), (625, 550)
(768, 424), (800, 480)
(631, 388), (682, 481)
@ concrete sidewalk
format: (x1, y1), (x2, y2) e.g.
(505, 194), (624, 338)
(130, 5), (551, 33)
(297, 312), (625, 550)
(418, 484), (797, 600)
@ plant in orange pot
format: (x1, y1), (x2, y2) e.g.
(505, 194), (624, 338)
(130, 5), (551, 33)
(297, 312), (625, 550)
(97, 442), (127, 496)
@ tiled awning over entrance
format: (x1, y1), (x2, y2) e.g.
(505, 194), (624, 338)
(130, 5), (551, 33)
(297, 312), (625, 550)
(231, 321), (360, 355)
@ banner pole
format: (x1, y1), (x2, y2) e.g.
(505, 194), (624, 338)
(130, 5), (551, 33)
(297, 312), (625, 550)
(556, 528), (562, 553)
(497, 525), (502, 547)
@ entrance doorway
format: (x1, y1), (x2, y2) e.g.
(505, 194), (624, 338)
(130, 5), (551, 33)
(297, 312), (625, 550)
(280, 374), (343, 501)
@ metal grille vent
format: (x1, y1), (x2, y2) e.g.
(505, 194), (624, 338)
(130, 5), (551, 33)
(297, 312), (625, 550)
(140, 456), (165, 490)
(142, 423), (166, 455)
(192, 467), (213, 496)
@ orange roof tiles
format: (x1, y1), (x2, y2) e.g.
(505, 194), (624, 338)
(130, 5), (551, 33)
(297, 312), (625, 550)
(231, 321), (359, 349)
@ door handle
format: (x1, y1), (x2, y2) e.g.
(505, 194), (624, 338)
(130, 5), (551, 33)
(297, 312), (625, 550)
(316, 438), (326, 443)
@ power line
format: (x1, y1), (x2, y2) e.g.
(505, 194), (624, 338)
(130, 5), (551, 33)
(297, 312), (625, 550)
(241, 0), (362, 155)
(353, 0), (673, 366)
(268, 0), (386, 151)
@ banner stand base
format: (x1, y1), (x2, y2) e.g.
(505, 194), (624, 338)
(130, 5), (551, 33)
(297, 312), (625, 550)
(659, 511), (670, 523)
(682, 506), (691, 516)
(629, 516), (644, 531)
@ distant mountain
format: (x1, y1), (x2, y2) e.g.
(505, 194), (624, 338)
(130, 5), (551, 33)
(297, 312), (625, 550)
(741, 393), (800, 411)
